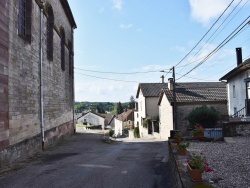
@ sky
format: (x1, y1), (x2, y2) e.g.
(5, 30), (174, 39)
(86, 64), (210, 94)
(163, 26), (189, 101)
(68, 0), (250, 102)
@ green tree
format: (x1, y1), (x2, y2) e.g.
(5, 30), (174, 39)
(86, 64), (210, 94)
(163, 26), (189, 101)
(188, 105), (220, 128)
(129, 95), (135, 109)
(116, 101), (123, 114)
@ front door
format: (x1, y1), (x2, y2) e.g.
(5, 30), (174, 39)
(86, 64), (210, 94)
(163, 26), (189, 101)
(148, 120), (152, 134)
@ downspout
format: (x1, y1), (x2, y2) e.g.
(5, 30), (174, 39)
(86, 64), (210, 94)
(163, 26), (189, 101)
(72, 28), (76, 134)
(39, 0), (45, 150)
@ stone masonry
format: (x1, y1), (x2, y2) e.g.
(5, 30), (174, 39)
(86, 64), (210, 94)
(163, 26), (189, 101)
(0, 0), (76, 169)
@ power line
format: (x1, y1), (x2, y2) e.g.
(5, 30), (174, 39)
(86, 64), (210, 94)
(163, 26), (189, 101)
(176, 16), (250, 80)
(178, 0), (243, 73)
(75, 72), (139, 83)
(174, 0), (235, 68)
(175, 73), (217, 81)
(75, 67), (171, 74)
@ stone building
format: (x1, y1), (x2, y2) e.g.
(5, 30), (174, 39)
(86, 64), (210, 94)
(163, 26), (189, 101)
(0, 0), (76, 168)
(158, 80), (228, 139)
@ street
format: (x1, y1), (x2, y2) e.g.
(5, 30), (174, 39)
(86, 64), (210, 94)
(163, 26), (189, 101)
(0, 128), (175, 188)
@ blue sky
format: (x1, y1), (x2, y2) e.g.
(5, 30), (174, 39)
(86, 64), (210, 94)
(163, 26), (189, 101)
(68, 0), (250, 102)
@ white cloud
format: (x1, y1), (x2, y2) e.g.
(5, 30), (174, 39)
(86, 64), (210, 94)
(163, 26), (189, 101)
(119, 23), (133, 29)
(189, 0), (232, 26)
(112, 0), (124, 11)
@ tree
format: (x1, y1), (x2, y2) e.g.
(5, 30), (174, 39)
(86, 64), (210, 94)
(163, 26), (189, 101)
(116, 102), (123, 114)
(188, 105), (220, 128)
(129, 95), (135, 109)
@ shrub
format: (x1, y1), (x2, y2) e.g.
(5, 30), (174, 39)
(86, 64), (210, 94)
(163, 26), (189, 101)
(134, 127), (140, 138)
(109, 129), (114, 137)
(188, 105), (220, 128)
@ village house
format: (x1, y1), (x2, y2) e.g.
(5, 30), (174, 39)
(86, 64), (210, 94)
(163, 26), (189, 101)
(0, 0), (76, 168)
(77, 112), (105, 129)
(136, 82), (167, 138)
(114, 109), (134, 136)
(220, 48), (250, 119)
(158, 79), (228, 139)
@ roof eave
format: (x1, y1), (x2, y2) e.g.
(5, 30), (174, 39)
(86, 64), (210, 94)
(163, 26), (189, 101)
(60, 0), (77, 29)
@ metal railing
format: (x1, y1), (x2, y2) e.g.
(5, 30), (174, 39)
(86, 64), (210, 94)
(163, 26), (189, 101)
(231, 107), (246, 118)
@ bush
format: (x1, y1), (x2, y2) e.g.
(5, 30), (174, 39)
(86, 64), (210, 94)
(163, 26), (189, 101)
(109, 129), (114, 137)
(134, 127), (140, 138)
(188, 105), (220, 128)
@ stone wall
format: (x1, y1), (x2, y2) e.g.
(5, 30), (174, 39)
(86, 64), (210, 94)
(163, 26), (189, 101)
(223, 121), (250, 137)
(0, 0), (9, 150)
(0, 0), (75, 169)
(176, 102), (228, 134)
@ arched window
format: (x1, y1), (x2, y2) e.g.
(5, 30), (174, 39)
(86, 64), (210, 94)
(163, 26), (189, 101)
(18, 0), (32, 42)
(68, 41), (73, 76)
(47, 5), (54, 61)
(61, 28), (65, 71)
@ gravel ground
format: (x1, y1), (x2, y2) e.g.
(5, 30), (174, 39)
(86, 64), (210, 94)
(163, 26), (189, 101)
(188, 136), (250, 188)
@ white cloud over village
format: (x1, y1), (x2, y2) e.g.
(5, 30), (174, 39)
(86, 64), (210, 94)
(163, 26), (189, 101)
(189, 0), (232, 26)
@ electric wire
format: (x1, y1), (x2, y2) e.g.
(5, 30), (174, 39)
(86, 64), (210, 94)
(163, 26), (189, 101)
(75, 72), (139, 83)
(178, 0), (243, 73)
(176, 16), (250, 81)
(174, 0), (235, 68)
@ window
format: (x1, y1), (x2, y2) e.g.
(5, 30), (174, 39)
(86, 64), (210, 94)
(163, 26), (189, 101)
(233, 85), (236, 98)
(47, 5), (54, 61)
(61, 28), (65, 71)
(137, 113), (138, 118)
(68, 42), (73, 76)
(18, 0), (32, 42)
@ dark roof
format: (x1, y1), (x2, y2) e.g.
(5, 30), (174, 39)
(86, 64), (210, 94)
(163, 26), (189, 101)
(60, 0), (77, 28)
(220, 59), (250, 81)
(136, 83), (168, 98)
(116, 109), (134, 121)
(101, 114), (116, 127)
(158, 82), (227, 104)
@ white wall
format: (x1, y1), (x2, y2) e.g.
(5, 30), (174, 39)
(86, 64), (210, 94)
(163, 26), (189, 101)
(227, 72), (247, 115)
(77, 113), (105, 129)
(159, 94), (173, 140)
(114, 119), (123, 135)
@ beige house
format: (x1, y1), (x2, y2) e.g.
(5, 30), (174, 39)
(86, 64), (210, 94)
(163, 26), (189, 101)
(115, 109), (134, 136)
(158, 79), (228, 139)
(136, 83), (167, 138)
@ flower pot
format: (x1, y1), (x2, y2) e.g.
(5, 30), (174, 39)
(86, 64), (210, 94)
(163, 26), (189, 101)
(174, 138), (181, 145)
(187, 163), (203, 182)
(193, 133), (204, 138)
(178, 148), (186, 155)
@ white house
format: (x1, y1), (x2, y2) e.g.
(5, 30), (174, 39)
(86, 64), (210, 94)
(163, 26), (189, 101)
(136, 83), (167, 138)
(220, 48), (250, 118)
(114, 109), (134, 136)
(158, 79), (227, 139)
(77, 112), (105, 129)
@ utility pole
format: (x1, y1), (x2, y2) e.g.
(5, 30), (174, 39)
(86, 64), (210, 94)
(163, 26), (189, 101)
(172, 66), (177, 130)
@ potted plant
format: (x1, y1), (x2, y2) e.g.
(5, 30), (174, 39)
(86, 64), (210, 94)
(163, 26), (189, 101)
(187, 153), (213, 182)
(193, 125), (205, 138)
(173, 131), (182, 144)
(178, 141), (189, 155)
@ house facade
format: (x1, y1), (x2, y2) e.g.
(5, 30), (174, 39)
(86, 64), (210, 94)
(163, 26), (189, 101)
(158, 80), (228, 139)
(220, 48), (250, 117)
(77, 112), (105, 129)
(136, 83), (167, 138)
(114, 109), (134, 136)
(0, 0), (76, 168)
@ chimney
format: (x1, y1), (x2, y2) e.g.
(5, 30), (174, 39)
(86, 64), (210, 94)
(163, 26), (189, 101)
(168, 78), (173, 90)
(160, 75), (164, 83)
(236, 47), (242, 66)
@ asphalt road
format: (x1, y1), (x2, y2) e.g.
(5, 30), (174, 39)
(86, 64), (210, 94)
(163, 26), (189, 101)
(0, 129), (175, 188)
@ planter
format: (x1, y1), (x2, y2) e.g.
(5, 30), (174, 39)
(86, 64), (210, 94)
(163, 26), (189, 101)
(174, 138), (181, 145)
(187, 163), (203, 182)
(193, 133), (204, 138)
(178, 148), (186, 155)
